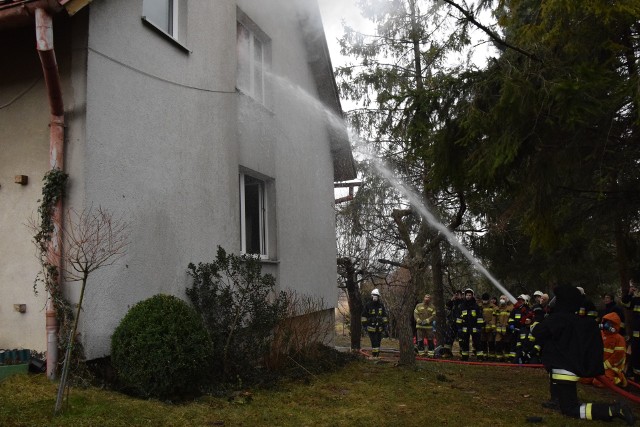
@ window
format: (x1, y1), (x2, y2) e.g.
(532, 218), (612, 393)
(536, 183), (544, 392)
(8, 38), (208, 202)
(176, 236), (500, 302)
(143, 0), (178, 37)
(236, 16), (270, 104)
(240, 174), (267, 257)
(142, 0), (190, 52)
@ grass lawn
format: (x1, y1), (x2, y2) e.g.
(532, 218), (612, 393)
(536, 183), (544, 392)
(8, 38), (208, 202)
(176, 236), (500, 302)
(1, 354), (638, 427)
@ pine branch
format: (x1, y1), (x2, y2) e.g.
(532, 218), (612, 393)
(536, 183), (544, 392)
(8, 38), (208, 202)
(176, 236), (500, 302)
(440, 0), (540, 62)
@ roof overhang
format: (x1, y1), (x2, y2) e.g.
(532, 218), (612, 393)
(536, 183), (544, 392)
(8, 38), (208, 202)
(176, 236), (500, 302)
(298, 1), (356, 182)
(0, 0), (91, 29)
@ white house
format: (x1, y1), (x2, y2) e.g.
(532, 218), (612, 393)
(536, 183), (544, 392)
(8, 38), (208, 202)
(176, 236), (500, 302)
(0, 0), (355, 376)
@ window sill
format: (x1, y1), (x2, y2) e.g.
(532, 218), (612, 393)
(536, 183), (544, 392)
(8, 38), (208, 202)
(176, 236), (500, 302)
(240, 253), (279, 264)
(142, 16), (191, 54)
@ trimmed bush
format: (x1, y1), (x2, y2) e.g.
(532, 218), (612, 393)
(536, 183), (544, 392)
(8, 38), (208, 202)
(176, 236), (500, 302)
(111, 294), (212, 400)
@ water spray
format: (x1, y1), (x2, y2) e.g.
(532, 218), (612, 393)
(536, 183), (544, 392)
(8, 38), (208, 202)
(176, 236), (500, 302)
(355, 142), (516, 304)
(265, 68), (516, 303)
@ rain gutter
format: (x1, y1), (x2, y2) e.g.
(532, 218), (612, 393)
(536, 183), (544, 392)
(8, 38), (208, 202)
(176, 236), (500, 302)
(36, 6), (65, 381)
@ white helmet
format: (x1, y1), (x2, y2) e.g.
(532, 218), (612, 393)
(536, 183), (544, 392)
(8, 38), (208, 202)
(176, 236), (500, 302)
(371, 288), (380, 297)
(533, 290), (543, 297)
(517, 294), (530, 304)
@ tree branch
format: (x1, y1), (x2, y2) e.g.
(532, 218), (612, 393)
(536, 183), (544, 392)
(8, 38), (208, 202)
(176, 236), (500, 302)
(378, 258), (409, 269)
(440, 0), (540, 62)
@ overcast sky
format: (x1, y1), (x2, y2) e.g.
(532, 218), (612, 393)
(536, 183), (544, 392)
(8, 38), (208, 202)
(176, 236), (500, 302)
(317, 1), (496, 74)
(317, 0), (367, 68)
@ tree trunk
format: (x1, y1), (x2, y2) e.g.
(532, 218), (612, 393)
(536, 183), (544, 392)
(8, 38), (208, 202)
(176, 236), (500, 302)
(339, 257), (363, 350)
(398, 265), (422, 366)
(396, 292), (416, 366)
(431, 240), (446, 348)
(346, 267), (363, 351)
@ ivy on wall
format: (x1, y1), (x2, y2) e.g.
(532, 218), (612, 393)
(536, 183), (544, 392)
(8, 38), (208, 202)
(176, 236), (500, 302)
(32, 168), (73, 347)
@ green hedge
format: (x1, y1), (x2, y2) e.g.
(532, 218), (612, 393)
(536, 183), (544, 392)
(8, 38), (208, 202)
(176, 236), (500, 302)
(111, 294), (212, 400)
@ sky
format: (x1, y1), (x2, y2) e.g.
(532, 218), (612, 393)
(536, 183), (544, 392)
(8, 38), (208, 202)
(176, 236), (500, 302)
(317, 0), (367, 70)
(317, 0), (496, 107)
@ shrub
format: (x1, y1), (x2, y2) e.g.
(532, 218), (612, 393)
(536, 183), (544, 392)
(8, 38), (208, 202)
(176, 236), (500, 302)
(111, 294), (212, 400)
(265, 290), (334, 371)
(187, 246), (288, 383)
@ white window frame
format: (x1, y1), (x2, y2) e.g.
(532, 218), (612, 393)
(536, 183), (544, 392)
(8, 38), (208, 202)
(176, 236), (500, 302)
(240, 173), (268, 258)
(236, 15), (270, 104)
(143, 0), (179, 38)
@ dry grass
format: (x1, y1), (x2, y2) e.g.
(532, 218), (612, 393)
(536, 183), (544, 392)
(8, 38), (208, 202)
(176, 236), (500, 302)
(1, 357), (638, 427)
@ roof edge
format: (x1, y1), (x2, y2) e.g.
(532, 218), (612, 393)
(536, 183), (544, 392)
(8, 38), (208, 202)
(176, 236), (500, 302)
(298, 1), (356, 182)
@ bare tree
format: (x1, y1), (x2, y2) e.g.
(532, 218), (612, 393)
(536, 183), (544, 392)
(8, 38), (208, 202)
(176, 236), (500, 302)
(31, 205), (129, 414)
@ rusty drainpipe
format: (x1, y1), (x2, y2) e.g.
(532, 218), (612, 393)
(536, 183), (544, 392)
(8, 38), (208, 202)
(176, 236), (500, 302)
(35, 7), (65, 380)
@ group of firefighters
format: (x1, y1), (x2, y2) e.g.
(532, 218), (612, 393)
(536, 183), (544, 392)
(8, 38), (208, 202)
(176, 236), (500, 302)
(437, 288), (550, 364)
(361, 282), (640, 424)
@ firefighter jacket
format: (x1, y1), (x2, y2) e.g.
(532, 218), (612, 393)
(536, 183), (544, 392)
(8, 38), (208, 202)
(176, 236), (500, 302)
(601, 312), (627, 384)
(577, 296), (598, 320)
(456, 298), (482, 335)
(531, 290), (605, 378)
(621, 292), (640, 340)
(495, 303), (513, 336)
(531, 303), (546, 323)
(414, 302), (436, 330)
(362, 300), (389, 333)
(508, 302), (533, 333)
(521, 322), (541, 359)
(480, 301), (497, 333)
(446, 298), (463, 325)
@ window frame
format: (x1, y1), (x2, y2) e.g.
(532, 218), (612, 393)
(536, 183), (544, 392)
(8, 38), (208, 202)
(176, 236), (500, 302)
(236, 10), (271, 105)
(142, 0), (190, 53)
(240, 173), (269, 258)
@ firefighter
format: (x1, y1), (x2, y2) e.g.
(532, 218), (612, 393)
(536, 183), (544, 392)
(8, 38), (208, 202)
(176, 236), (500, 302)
(518, 316), (542, 364)
(532, 290), (546, 323)
(508, 294), (533, 362)
(532, 285), (635, 424)
(414, 294), (436, 357)
(361, 288), (388, 358)
(582, 312), (628, 388)
(621, 279), (640, 380)
(494, 295), (513, 361)
(442, 290), (463, 358)
(577, 286), (598, 321)
(478, 293), (497, 360)
(599, 293), (626, 337)
(456, 288), (482, 361)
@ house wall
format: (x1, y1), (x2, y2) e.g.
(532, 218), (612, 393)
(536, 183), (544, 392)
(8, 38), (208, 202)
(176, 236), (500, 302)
(236, 0), (338, 305)
(0, 27), (51, 352)
(0, 0), (340, 359)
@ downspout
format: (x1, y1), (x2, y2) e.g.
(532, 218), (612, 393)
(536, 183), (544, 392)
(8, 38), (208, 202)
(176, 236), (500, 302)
(35, 7), (65, 380)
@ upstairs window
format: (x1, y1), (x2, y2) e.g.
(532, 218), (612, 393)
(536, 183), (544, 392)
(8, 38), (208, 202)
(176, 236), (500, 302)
(236, 13), (270, 104)
(143, 0), (178, 37)
(240, 173), (267, 257)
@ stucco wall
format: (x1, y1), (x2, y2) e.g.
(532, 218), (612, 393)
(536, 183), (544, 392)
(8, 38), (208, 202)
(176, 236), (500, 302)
(0, 28), (51, 351)
(237, 0), (339, 306)
(0, 15), (89, 353)
(73, 0), (240, 357)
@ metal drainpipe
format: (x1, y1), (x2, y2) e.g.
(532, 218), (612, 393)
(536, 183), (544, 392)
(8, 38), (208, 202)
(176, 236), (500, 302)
(35, 7), (65, 380)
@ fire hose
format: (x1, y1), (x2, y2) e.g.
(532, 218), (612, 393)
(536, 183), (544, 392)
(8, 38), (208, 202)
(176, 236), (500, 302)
(595, 375), (640, 405)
